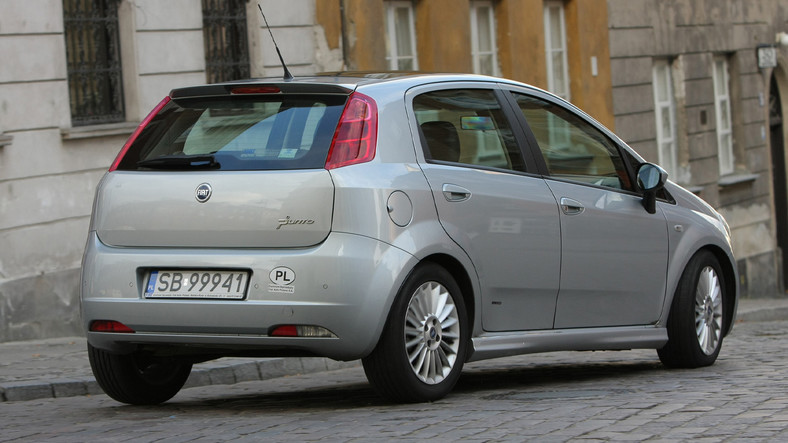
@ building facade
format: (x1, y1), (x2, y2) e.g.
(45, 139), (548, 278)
(606, 0), (787, 297)
(0, 0), (786, 342)
(0, 0), (318, 341)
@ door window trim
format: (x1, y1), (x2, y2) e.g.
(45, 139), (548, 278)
(405, 82), (542, 176)
(500, 86), (643, 196)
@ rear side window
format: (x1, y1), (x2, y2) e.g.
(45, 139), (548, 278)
(115, 95), (347, 171)
(413, 89), (526, 172)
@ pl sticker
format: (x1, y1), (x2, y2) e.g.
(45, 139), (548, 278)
(269, 266), (295, 293)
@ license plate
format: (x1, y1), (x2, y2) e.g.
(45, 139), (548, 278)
(144, 270), (249, 300)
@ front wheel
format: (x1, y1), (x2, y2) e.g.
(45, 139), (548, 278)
(658, 250), (725, 368)
(363, 263), (469, 402)
(88, 344), (193, 405)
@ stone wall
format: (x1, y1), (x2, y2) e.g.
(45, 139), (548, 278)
(608, 0), (787, 296)
(0, 0), (319, 342)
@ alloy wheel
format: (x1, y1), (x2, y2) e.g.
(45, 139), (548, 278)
(403, 281), (461, 384)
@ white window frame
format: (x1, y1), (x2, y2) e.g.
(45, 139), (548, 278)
(652, 60), (678, 176)
(385, 1), (419, 71)
(543, 0), (570, 100)
(470, 1), (500, 77)
(713, 56), (734, 176)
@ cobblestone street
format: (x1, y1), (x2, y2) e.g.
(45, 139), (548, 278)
(2, 319), (788, 441)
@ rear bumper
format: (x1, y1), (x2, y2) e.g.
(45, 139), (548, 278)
(81, 231), (416, 360)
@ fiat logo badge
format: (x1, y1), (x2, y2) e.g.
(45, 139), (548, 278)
(195, 183), (212, 203)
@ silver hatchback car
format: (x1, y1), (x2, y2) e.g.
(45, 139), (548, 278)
(81, 72), (738, 405)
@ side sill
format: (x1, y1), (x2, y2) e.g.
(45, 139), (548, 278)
(468, 326), (668, 363)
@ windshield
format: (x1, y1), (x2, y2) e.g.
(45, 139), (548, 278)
(115, 95), (348, 171)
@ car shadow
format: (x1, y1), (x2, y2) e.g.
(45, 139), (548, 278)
(117, 357), (668, 412)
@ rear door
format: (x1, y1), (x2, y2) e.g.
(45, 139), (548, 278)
(408, 84), (561, 332)
(509, 89), (670, 328)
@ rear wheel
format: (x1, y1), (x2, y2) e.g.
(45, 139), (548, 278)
(658, 250), (725, 368)
(363, 263), (468, 402)
(88, 344), (192, 405)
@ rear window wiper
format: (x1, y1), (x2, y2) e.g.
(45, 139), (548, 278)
(137, 154), (220, 170)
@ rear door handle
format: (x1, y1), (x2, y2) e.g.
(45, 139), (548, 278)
(442, 184), (471, 202)
(560, 197), (584, 215)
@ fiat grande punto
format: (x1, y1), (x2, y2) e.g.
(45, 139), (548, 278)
(81, 72), (738, 405)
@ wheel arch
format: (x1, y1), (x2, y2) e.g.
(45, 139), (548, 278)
(666, 245), (738, 337)
(701, 245), (738, 336)
(420, 253), (477, 345)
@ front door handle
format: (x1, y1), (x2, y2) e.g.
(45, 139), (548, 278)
(442, 184), (471, 202)
(560, 197), (584, 215)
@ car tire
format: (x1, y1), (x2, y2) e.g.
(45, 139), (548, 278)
(658, 250), (725, 368)
(362, 263), (469, 403)
(88, 343), (193, 405)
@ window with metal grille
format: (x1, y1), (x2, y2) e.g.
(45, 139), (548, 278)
(63, 0), (125, 126)
(202, 0), (250, 84)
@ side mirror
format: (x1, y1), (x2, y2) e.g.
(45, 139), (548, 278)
(637, 163), (667, 214)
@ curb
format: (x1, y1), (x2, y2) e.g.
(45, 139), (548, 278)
(735, 306), (788, 324)
(0, 357), (359, 403)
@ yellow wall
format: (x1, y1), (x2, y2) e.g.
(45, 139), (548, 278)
(414, 0), (472, 72)
(335, 0), (388, 70)
(315, 0), (342, 51)
(315, 0), (614, 127)
(565, 0), (614, 128)
(497, 0), (547, 88)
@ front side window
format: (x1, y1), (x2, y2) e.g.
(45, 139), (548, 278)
(713, 56), (734, 175)
(543, 0), (570, 100)
(414, 89), (525, 172)
(63, 0), (124, 126)
(515, 94), (633, 191)
(202, 0), (250, 84)
(653, 60), (678, 176)
(385, 1), (419, 70)
(470, 1), (499, 76)
(115, 95), (347, 171)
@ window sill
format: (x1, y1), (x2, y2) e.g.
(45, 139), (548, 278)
(718, 173), (758, 188)
(61, 122), (139, 141)
(0, 134), (12, 148)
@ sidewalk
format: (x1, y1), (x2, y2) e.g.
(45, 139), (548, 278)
(2, 297), (787, 403)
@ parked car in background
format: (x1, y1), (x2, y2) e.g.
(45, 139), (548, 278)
(81, 72), (738, 405)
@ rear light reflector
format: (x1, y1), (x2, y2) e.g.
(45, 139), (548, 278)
(325, 92), (378, 169)
(109, 96), (171, 172)
(270, 325), (337, 338)
(90, 320), (135, 333)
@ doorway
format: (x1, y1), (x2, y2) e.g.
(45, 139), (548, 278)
(770, 72), (787, 290)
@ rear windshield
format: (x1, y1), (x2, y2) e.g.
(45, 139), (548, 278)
(116, 95), (348, 171)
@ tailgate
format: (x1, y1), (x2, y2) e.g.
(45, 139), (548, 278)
(94, 170), (333, 248)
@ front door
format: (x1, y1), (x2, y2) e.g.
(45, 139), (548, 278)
(511, 90), (669, 328)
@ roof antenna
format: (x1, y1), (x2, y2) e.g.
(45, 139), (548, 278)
(258, 3), (293, 80)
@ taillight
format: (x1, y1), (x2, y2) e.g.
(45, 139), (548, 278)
(325, 92), (378, 169)
(108, 96), (171, 172)
(90, 320), (135, 333)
